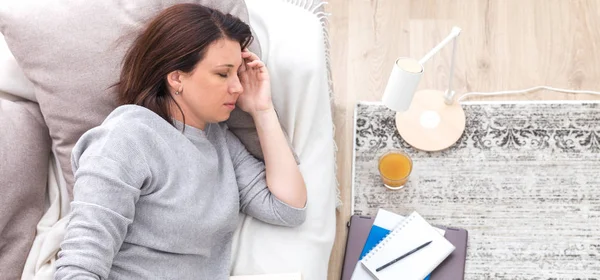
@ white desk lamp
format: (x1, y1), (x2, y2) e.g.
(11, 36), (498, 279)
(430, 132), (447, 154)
(382, 26), (466, 152)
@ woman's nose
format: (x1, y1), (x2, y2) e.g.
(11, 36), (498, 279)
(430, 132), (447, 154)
(230, 76), (243, 95)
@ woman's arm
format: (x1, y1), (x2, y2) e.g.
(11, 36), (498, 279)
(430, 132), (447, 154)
(55, 123), (149, 279)
(226, 128), (305, 227)
(237, 50), (307, 209)
(56, 156), (141, 280)
(251, 108), (307, 208)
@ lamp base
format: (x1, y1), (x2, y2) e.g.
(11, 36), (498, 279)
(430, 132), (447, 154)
(395, 89), (466, 152)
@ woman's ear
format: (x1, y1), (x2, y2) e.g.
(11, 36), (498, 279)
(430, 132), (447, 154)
(166, 70), (182, 92)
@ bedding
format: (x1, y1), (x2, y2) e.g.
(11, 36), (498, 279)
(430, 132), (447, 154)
(230, 1), (336, 279)
(0, 34), (35, 102)
(0, 99), (50, 279)
(1, 0), (337, 278)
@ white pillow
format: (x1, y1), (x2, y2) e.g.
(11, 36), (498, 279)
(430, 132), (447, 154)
(0, 34), (35, 102)
(231, 0), (337, 279)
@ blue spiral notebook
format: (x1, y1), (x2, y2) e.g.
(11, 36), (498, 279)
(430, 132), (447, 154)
(351, 209), (444, 280)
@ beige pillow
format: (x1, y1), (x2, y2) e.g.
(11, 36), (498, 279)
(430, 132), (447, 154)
(0, 0), (262, 198)
(0, 100), (50, 280)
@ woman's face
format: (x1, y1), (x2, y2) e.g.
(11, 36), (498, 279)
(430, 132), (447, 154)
(169, 38), (244, 129)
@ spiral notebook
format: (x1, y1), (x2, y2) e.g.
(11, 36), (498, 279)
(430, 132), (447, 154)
(360, 212), (455, 280)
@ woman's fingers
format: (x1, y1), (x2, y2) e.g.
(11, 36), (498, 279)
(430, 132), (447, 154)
(246, 60), (265, 68)
(242, 50), (268, 75)
(242, 50), (260, 62)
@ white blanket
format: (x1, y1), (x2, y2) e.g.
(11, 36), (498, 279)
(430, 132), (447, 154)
(231, 1), (336, 279)
(0, 34), (36, 102)
(20, 0), (337, 279)
(22, 154), (70, 280)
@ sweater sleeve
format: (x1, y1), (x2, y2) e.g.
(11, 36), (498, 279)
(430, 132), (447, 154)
(55, 124), (150, 279)
(225, 129), (306, 227)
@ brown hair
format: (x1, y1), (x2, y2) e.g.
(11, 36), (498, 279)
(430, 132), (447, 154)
(116, 3), (253, 125)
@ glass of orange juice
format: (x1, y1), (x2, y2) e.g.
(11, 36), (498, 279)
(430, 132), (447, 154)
(378, 151), (413, 190)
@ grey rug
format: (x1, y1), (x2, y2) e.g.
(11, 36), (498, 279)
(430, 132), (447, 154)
(352, 101), (600, 279)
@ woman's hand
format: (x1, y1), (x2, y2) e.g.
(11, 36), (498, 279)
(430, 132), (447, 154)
(237, 50), (273, 116)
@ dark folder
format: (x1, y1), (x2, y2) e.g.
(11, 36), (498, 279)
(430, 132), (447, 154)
(430, 226), (469, 280)
(341, 215), (374, 280)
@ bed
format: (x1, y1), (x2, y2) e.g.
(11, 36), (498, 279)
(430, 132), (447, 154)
(0, 0), (338, 279)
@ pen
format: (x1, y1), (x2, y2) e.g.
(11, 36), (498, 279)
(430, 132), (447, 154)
(375, 240), (433, 272)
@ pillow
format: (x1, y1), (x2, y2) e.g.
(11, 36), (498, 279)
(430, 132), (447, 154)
(0, 90), (25, 102)
(0, 0), (262, 199)
(0, 34), (35, 102)
(0, 99), (50, 280)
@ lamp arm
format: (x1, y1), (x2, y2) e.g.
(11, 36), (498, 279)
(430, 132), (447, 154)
(418, 27), (462, 65)
(418, 26), (461, 105)
(445, 33), (459, 104)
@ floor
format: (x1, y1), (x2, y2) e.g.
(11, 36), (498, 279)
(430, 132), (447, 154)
(324, 0), (600, 279)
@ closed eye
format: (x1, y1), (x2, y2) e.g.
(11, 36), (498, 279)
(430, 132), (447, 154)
(218, 73), (228, 78)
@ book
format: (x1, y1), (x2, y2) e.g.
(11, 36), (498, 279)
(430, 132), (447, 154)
(229, 272), (302, 280)
(360, 212), (455, 280)
(350, 209), (442, 280)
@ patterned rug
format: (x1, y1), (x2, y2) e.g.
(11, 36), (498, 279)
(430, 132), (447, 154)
(352, 101), (600, 279)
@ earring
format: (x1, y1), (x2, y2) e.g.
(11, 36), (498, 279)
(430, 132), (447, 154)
(175, 91), (180, 95)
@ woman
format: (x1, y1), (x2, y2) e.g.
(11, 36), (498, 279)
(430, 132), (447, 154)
(55, 4), (307, 279)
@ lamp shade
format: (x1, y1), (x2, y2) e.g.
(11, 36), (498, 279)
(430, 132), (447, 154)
(382, 57), (423, 112)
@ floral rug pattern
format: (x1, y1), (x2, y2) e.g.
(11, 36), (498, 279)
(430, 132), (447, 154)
(353, 101), (600, 279)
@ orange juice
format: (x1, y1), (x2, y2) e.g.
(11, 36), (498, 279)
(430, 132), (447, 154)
(378, 152), (412, 189)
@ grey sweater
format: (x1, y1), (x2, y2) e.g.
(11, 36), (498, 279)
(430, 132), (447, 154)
(55, 105), (306, 280)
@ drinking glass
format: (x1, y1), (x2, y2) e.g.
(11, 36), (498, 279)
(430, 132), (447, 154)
(378, 151), (413, 190)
